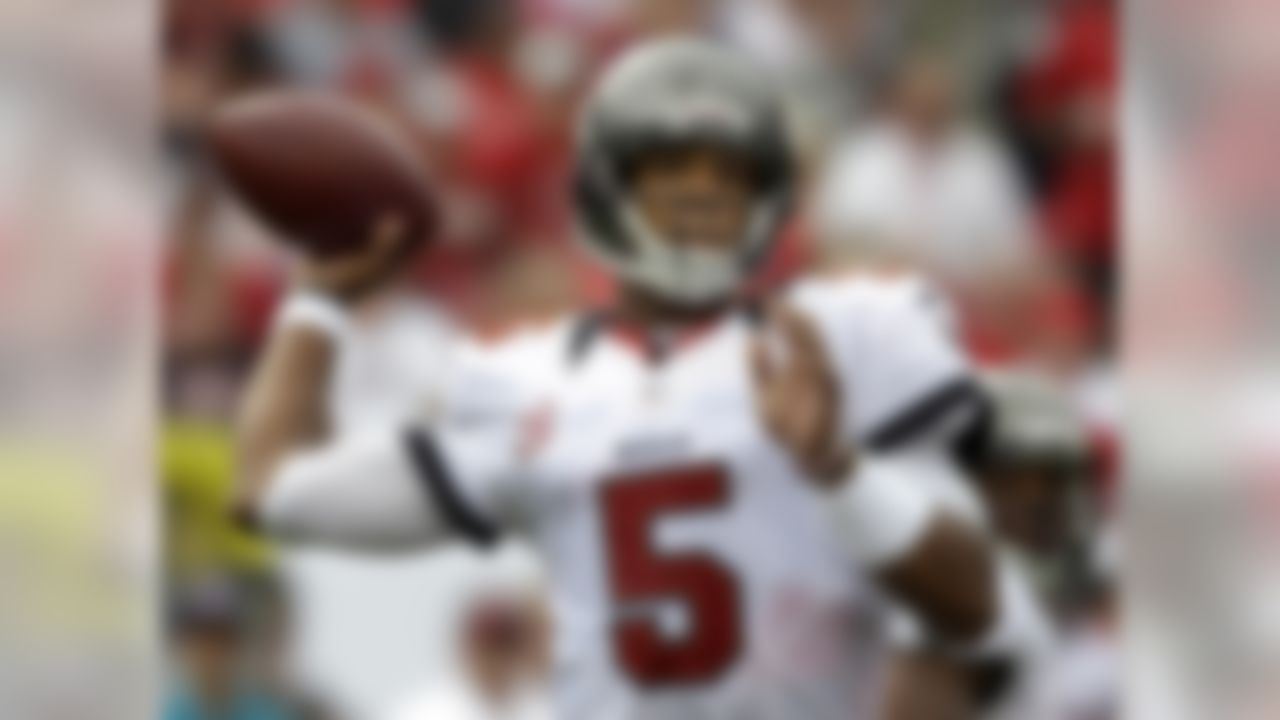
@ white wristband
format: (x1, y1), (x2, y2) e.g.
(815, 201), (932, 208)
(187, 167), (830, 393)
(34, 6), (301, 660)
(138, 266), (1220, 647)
(275, 292), (351, 343)
(824, 456), (938, 569)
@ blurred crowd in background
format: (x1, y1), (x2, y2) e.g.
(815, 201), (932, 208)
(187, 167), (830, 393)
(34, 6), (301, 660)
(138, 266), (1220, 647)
(161, 0), (1118, 718)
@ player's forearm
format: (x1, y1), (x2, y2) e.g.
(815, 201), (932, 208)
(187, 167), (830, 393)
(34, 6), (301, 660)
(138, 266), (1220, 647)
(233, 299), (469, 550)
(233, 217), (410, 525)
(880, 652), (976, 720)
(235, 322), (337, 519)
(820, 453), (997, 645)
(878, 515), (997, 646)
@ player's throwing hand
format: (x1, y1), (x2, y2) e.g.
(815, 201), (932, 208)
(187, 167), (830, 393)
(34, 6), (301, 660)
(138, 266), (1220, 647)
(296, 213), (409, 301)
(749, 305), (856, 487)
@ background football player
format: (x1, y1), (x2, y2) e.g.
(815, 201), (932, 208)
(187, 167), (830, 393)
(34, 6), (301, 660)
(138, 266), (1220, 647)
(878, 372), (1097, 720)
(235, 39), (1036, 719)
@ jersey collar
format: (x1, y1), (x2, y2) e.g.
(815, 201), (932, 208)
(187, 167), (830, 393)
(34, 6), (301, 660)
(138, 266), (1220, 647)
(567, 301), (763, 366)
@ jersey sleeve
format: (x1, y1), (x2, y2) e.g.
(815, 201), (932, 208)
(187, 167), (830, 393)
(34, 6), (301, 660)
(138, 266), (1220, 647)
(258, 429), (442, 549)
(421, 344), (534, 539)
(790, 275), (981, 451)
(259, 341), (535, 550)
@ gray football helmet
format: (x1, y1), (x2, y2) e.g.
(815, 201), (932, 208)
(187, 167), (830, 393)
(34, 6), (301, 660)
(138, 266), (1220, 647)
(573, 38), (794, 306)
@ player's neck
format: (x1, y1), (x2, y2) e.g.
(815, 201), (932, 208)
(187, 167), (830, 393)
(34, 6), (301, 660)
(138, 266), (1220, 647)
(616, 284), (733, 331)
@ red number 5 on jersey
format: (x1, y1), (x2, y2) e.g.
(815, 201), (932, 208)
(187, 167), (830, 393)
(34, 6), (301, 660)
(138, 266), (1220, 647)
(600, 464), (743, 687)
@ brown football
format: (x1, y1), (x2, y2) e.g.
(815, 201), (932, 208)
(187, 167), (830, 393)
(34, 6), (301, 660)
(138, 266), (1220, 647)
(208, 91), (436, 257)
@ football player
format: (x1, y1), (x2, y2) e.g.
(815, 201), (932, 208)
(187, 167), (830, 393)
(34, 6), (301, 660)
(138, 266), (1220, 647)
(236, 39), (1032, 719)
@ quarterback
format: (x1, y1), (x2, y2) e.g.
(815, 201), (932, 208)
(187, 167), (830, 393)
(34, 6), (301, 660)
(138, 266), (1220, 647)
(236, 39), (1032, 719)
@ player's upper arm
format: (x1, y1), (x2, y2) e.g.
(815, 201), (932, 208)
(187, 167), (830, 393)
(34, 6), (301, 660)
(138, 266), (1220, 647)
(823, 449), (996, 644)
(261, 332), (546, 550)
(257, 416), (521, 551)
(791, 275), (984, 453)
(258, 428), (444, 550)
(257, 338), (537, 551)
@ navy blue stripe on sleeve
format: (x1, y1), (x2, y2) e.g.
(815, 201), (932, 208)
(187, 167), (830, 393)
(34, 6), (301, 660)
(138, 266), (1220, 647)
(404, 428), (500, 548)
(867, 377), (986, 453)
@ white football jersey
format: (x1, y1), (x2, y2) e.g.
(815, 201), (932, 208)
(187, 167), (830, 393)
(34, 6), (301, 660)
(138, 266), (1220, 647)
(263, 274), (981, 720)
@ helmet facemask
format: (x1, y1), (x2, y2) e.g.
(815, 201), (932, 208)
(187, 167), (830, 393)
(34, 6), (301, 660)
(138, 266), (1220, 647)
(614, 143), (787, 305)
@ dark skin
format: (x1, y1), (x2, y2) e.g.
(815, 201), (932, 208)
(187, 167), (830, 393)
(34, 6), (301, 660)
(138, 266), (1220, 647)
(880, 652), (977, 720)
(235, 147), (994, 720)
(983, 461), (1073, 555)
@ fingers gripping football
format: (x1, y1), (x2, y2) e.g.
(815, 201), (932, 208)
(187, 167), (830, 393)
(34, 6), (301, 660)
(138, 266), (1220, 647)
(749, 305), (856, 486)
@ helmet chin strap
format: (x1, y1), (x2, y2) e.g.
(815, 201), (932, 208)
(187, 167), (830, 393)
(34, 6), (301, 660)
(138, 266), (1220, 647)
(617, 203), (745, 306)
